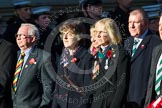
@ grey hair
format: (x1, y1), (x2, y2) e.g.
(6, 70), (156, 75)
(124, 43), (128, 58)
(20, 23), (40, 39)
(130, 8), (149, 23)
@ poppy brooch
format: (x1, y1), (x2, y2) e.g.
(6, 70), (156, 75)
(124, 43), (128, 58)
(29, 58), (37, 64)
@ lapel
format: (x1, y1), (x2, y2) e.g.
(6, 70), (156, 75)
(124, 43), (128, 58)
(66, 47), (86, 74)
(17, 51), (21, 59)
(131, 34), (152, 62)
(99, 45), (119, 83)
(16, 48), (38, 90)
(152, 45), (162, 96)
(124, 37), (134, 56)
(154, 45), (162, 71)
(153, 44), (162, 80)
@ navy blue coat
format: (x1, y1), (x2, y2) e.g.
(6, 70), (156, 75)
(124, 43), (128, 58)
(124, 31), (161, 107)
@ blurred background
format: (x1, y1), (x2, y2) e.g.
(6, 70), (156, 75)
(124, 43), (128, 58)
(0, 0), (161, 35)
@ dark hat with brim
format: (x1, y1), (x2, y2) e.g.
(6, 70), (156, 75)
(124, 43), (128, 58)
(86, 0), (102, 5)
(32, 6), (52, 19)
(13, 0), (31, 9)
(32, 6), (52, 15)
(80, 0), (102, 8)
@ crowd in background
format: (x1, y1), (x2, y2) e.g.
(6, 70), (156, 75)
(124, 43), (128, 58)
(0, 0), (162, 108)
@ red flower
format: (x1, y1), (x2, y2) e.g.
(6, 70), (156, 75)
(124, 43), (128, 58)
(106, 50), (112, 58)
(148, 100), (155, 108)
(141, 44), (145, 49)
(29, 58), (36, 64)
(148, 97), (162, 108)
(156, 98), (162, 108)
(92, 47), (98, 56)
(71, 58), (77, 63)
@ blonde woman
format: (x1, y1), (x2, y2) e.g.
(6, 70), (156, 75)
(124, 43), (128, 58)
(89, 25), (100, 56)
(91, 18), (129, 108)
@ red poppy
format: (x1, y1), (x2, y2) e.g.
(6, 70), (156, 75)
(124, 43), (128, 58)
(148, 98), (162, 108)
(141, 44), (145, 49)
(106, 50), (112, 58)
(71, 58), (77, 63)
(92, 47), (98, 56)
(147, 100), (155, 108)
(156, 98), (162, 108)
(29, 58), (36, 64)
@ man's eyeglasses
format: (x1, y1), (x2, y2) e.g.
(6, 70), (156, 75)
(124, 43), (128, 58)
(15, 34), (32, 39)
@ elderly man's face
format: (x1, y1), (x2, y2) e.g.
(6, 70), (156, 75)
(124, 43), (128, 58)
(16, 26), (35, 51)
(159, 16), (162, 40)
(128, 13), (147, 37)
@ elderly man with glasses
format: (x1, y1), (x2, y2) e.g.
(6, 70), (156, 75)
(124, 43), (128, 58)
(11, 23), (54, 108)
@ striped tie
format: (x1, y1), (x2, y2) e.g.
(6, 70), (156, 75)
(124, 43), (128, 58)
(13, 52), (25, 92)
(131, 38), (139, 57)
(155, 58), (162, 96)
